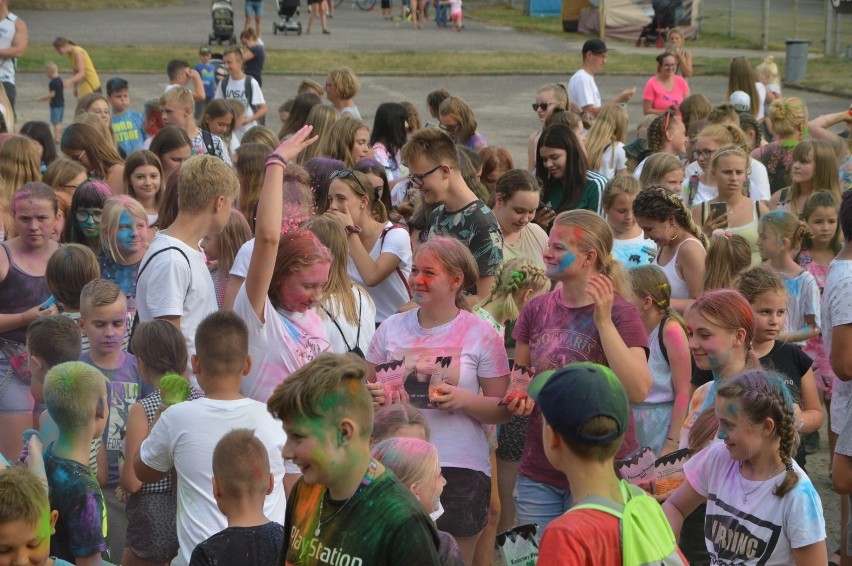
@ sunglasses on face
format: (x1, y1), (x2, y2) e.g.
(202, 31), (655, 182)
(532, 101), (554, 112)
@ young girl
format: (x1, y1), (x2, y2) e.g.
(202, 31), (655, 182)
(490, 169), (547, 268)
(681, 123), (750, 207)
(234, 143), (266, 232)
(318, 116), (371, 167)
(632, 186), (708, 313)
(535, 124), (607, 220)
(727, 56), (764, 120)
(667, 27), (693, 79)
(42, 157), (87, 197)
(631, 111), (687, 179)
(60, 122), (124, 193)
(200, 209), (251, 309)
(638, 152), (685, 193)
(305, 215), (376, 356)
(678, 289), (755, 447)
(148, 126), (192, 182)
(798, 190), (840, 447)
(629, 265), (691, 457)
(664, 370), (827, 565)
(585, 104), (628, 179)
(63, 179), (113, 256)
(371, 403), (431, 445)
(527, 83), (568, 171)
(693, 145), (769, 266)
(735, 266), (823, 469)
(474, 258), (549, 339)
(439, 96), (487, 153)
(370, 102), (410, 185)
(121, 320), (204, 566)
(752, 97), (808, 194)
(98, 196), (150, 310)
(702, 231), (752, 291)
(123, 150), (164, 225)
(756, 210), (821, 345)
(0, 183), (60, 460)
(44, 243), (100, 354)
(479, 147), (513, 194)
(365, 237), (510, 564)
(199, 99), (237, 155)
(603, 175), (657, 269)
(233, 126), (331, 403)
(0, 136), (42, 202)
(770, 140), (842, 217)
(508, 209), (651, 533)
(756, 55), (782, 117)
(324, 168), (412, 325)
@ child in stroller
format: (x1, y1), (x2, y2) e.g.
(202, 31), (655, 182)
(636, 0), (681, 47)
(274, 0), (303, 35)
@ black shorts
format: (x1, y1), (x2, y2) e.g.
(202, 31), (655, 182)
(496, 415), (529, 462)
(435, 467), (490, 537)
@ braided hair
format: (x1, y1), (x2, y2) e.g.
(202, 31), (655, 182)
(476, 258), (549, 323)
(716, 369), (801, 497)
(646, 112), (682, 153)
(632, 186), (709, 248)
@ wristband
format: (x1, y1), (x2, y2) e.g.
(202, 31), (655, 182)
(265, 154), (287, 169)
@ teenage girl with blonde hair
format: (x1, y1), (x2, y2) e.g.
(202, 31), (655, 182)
(702, 232), (752, 291)
(770, 139), (841, 217)
(474, 258), (549, 338)
(317, 116), (371, 167)
(638, 152), (685, 193)
(633, 186), (708, 313)
(98, 196), (150, 307)
(585, 104), (628, 179)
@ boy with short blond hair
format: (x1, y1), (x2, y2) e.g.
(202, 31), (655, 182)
(106, 77), (144, 155)
(214, 47), (266, 141)
(135, 311), (292, 566)
(160, 86), (230, 164)
(267, 353), (441, 565)
(189, 429), (284, 566)
(136, 155), (237, 371)
(37, 61), (63, 142)
(43, 361), (110, 565)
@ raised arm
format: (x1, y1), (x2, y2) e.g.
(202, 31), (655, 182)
(245, 125), (318, 320)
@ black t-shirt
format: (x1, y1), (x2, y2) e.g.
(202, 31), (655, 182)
(189, 522), (284, 566)
(244, 45), (266, 86)
(49, 77), (64, 108)
(280, 471), (441, 566)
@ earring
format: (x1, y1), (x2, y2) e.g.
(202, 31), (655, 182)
(665, 224), (678, 242)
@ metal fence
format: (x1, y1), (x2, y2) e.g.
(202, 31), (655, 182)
(696, 0), (852, 56)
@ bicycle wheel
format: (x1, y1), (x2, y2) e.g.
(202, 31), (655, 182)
(355, 0), (375, 11)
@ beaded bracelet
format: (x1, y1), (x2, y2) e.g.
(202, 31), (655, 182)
(265, 153), (287, 169)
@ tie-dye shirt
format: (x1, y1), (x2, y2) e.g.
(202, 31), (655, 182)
(279, 473), (441, 566)
(44, 443), (108, 562)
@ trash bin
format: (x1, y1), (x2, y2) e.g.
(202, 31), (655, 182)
(785, 39), (811, 82)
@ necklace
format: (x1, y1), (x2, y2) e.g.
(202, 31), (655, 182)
(737, 461), (784, 503)
(314, 458), (378, 537)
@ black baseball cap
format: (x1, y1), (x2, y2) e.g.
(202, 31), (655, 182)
(582, 38), (609, 56)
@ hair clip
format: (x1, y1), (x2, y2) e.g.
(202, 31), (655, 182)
(785, 463), (793, 472)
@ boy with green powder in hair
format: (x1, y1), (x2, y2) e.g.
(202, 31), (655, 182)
(267, 352), (442, 566)
(43, 361), (110, 565)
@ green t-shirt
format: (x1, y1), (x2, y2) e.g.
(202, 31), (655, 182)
(280, 471), (441, 566)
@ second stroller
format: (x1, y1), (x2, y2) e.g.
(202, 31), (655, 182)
(274, 0), (303, 35)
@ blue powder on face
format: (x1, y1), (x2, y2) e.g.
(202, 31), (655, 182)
(557, 252), (575, 273)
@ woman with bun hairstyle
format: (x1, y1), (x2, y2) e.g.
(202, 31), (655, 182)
(752, 97), (808, 194)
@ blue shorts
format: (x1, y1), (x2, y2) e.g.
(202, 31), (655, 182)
(245, 0), (263, 16)
(0, 357), (35, 415)
(50, 106), (63, 126)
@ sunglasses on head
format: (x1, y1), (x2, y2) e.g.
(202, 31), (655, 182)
(329, 169), (373, 198)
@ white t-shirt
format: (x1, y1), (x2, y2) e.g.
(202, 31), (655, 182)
(230, 238), (254, 279)
(214, 75), (266, 140)
(366, 309), (510, 475)
(755, 82), (767, 121)
(135, 233), (217, 368)
(593, 141), (627, 179)
(139, 397), (294, 566)
(315, 286), (376, 355)
(780, 271), (821, 344)
(822, 260), (852, 433)
(684, 440), (825, 565)
(567, 69), (601, 110)
(347, 223), (412, 323)
(612, 232), (657, 269)
(232, 283), (329, 403)
(681, 157), (770, 205)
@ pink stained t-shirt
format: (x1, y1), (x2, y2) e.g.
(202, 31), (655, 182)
(642, 74), (690, 116)
(512, 289), (648, 489)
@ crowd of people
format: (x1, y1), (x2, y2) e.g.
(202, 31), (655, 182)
(0, 12), (852, 565)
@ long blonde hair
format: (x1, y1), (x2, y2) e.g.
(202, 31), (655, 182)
(585, 104), (628, 171)
(297, 105), (339, 164)
(318, 116), (369, 167)
(788, 140), (841, 215)
(99, 196), (149, 264)
(0, 136), (41, 204)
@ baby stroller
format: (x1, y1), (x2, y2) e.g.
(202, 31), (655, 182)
(209, 0), (237, 44)
(274, 0), (302, 35)
(636, 0), (681, 47)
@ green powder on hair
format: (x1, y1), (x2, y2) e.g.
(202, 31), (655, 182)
(160, 373), (191, 407)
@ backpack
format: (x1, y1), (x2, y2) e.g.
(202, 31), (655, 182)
(199, 129), (220, 160)
(220, 75), (257, 114)
(128, 246), (191, 353)
(568, 479), (686, 566)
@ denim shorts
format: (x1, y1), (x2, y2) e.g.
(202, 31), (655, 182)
(435, 467), (491, 537)
(513, 474), (573, 537)
(245, 0), (263, 16)
(0, 357), (35, 415)
(50, 106), (64, 125)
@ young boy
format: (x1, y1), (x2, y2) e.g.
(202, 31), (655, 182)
(0, 467), (73, 566)
(141, 98), (164, 149)
(400, 127), (503, 305)
(160, 87), (231, 164)
(77, 279), (148, 559)
(43, 361), (110, 565)
(194, 47), (217, 119)
(214, 47), (266, 141)
(531, 362), (686, 565)
(106, 77), (145, 156)
(135, 154), (237, 370)
(239, 27), (265, 87)
(189, 429), (284, 566)
(134, 311), (292, 566)
(267, 352), (442, 565)
(37, 61), (63, 142)
(165, 59), (205, 102)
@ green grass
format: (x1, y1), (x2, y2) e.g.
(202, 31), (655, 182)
(17, 0), (169, 9)
(467, 5), (568, 37)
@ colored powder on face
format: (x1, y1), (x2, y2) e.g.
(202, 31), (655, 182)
(726, 402), (738, 416)
(717, 428), (728, 440)
(160, 373), (191, 407)
(557, 252), (575, 273)
(572, 226), (584, 243)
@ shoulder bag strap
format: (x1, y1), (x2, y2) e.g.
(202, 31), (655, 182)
(380, 226), (412, 298)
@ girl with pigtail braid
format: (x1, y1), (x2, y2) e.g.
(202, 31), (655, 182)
(473, 258), (549, 339)
(633, 186), (708, 314)
(664, 369), (827, 565)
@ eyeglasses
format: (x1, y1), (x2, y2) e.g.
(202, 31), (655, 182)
(71, 150), (86, 163)
(693, 148), (715, 158)
(329, 169), (371, 197)
(439, 122), (458, 134)
(409, 164), (443, 188)
(532, 102), (554, 112)
(59, 182), (80, 191)
(75, 209), (103, 222)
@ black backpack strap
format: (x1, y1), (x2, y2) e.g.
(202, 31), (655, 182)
(200, 128), (219, 160)
(380, 226), (412, 298)
(658, 314), (670, 364)
(320, 289), (362, 352)
(220, 76), (229, 100)
(245, 76), (256, 113)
